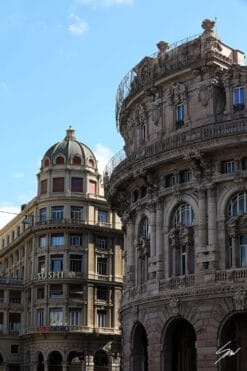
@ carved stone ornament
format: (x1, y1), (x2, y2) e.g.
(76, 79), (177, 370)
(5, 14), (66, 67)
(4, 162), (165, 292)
(201, 19), (215, 33)
(168, 298), (180, 315)
(198, 84), (210, 106)
(157, 41), (169, 54)
(233, 290), (246, 311)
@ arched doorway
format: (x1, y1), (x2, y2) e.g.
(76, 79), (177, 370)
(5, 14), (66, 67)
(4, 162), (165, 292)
(162, 318), (196, 371)
(131, 322), (148, 371)
(67, 351), (82, 371)
(37, 352), (44, 371)
(47, 351), (63, 371)
(0, 354), (3, 371)
(218, 312), (247, 371)
(94, 350), (109, 371)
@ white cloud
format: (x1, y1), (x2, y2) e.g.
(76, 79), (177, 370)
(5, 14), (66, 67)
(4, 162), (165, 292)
(93, 144), (114, 175)
(0, 205), (20, 229)
(68, 15), (88, 35)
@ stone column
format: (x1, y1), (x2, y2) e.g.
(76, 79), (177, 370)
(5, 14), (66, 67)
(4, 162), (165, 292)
(207, 185), (217, 268)
(156, 202), (163, 256)
(150, 204), (156, 257)
(197, 188), (207, 272)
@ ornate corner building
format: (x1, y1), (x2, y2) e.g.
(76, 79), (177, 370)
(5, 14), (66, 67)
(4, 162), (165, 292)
(0, 128), (124, 371)
(104, 20), (247, 371)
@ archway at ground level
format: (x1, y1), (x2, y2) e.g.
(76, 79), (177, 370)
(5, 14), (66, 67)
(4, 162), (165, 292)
(37, 351), (44, 371)
(219, 312), (247, 371)
(94, 350), (109, 371)
(131, 322), (148, 371)
(162, 317), (196, 371)
(47, 351), (63, 371)
(0, 354), (3, 371)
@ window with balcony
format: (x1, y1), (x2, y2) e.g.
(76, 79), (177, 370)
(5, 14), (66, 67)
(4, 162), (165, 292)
(95, 237), (108, 250)
(39, 208), (46, 222)
(71, 177), (83, 192)
(221, 160), (236, 174)
(51, 206), (64, 220)
(50, 234), (64, 246)
(70, 255), (82, 273)
(173, 203), (194, 227)
(37, 309), (44, 326)
(233, 86), (245, 112)
(39, 235), (46, 248)
(70, 234), (82, 247)
(38, 256), (45, 274)
(52, 177), (64, 192)
(69, 308), (82, 326)
(40, 179), (47, 195)
(97, 309), (107, 328)
(97, 257), (107, 275)
(71, 206), (83, 222)
(49, 308), (63, 326)
(50, 284), (63, 298)
(176, 103), (184, 129)
(50, 255), (63, 272)
(97, 287), (108, 301)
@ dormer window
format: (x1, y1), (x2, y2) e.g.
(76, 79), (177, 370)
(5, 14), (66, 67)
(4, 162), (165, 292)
(176, 103), (184, 129)
(55, 156), (65, 165)
(72, 156), (81, 165)
(88, 159), (94, 168)
(44, 158), (50, 167)
(233, 87), (245, 112)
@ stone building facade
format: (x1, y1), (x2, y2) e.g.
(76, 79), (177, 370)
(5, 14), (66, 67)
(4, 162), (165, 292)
(104, 20), (247, 371)
(0, 128), (123, 371)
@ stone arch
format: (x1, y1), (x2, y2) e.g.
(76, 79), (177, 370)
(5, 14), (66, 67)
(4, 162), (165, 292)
(94, 349), (109, 370)
(161, 316), (197, 371)
(47, 350), (64, 371)
(35, 351), (44, 371)
(163, 192), (198, 228)
(217, 311), (247, 371)
(131, 321), (148, 371)
(216, 184), (244, 219)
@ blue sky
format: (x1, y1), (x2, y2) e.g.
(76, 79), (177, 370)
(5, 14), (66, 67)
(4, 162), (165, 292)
(1, 0), (247, 228)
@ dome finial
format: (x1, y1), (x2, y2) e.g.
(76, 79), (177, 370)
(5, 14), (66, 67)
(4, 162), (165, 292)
(65, 126), (76, 141)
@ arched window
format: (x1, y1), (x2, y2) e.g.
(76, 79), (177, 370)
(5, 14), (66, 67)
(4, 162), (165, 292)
(56, 156), (64, 165)
(173, 203), (194, 227)
(72, 156), (81, 165)
(44, 158), (50, 167)
(138, 216), (150, 240)
(88, 158), (94, 168)
(228, 192), (247, 217)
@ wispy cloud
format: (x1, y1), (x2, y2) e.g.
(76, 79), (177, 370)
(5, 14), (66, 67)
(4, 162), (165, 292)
(93, 144), (114, 175)
(68, 14), (88, 35)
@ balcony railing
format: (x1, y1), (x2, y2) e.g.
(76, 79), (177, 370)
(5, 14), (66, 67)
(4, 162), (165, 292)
(215, 268), (247, 282)
(0, 277), (24, 286)
(104, 117), (247, 179)
(20, 325), (120, 336)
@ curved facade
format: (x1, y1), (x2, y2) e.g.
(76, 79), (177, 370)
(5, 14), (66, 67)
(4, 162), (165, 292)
(105, 20), (247, 370)
(0, 128), (123, 370)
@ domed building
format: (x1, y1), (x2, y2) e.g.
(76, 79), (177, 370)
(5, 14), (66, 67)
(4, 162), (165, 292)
(104, 20), (247, 370)
(0, 128), (123, 371)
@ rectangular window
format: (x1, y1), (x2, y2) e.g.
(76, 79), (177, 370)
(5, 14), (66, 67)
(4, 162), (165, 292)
(240, 234), (247, 268)
(11, 345), (19, 354)
(52, 177), (64, 192)
(97, 287), (108, 301)
(49, 308), (63, 326)
(50, 255), (63, 272)
(71, 177), (83, 192)
(51, 206), (64, 220)
(70, 255), (82, 273)
(176, 104), (184, 129)
(37, 309), (44, 326)
(40, 179), (47, 195)
(89, 180), (97, 194)
(70, 234), (82, 247)
(71, 206), (84, 222)
(9, 291), (21, 304)
(233, 87), (245, 112)
(97, 310), (107, 328)
(69, 285), (83, 298)
(38, 256), (45, 274)
(50, 234), (64, 246)
(98, 210), (108, 224)
(179, 169), (192, 184)
(39, 208), (47, 222)
(165, 174), (176, 188)
(221, 160), (236, 174)
(96, 237), (108, 250)
(69, 309), (82, 326)
(97, 257), (107, 275)
(37, 287), (45, 300)
(39, 235), (46, 248)
(140, 124), (146, 144)
(50, 284), (63, 298)
(9, 313), (21, 333)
